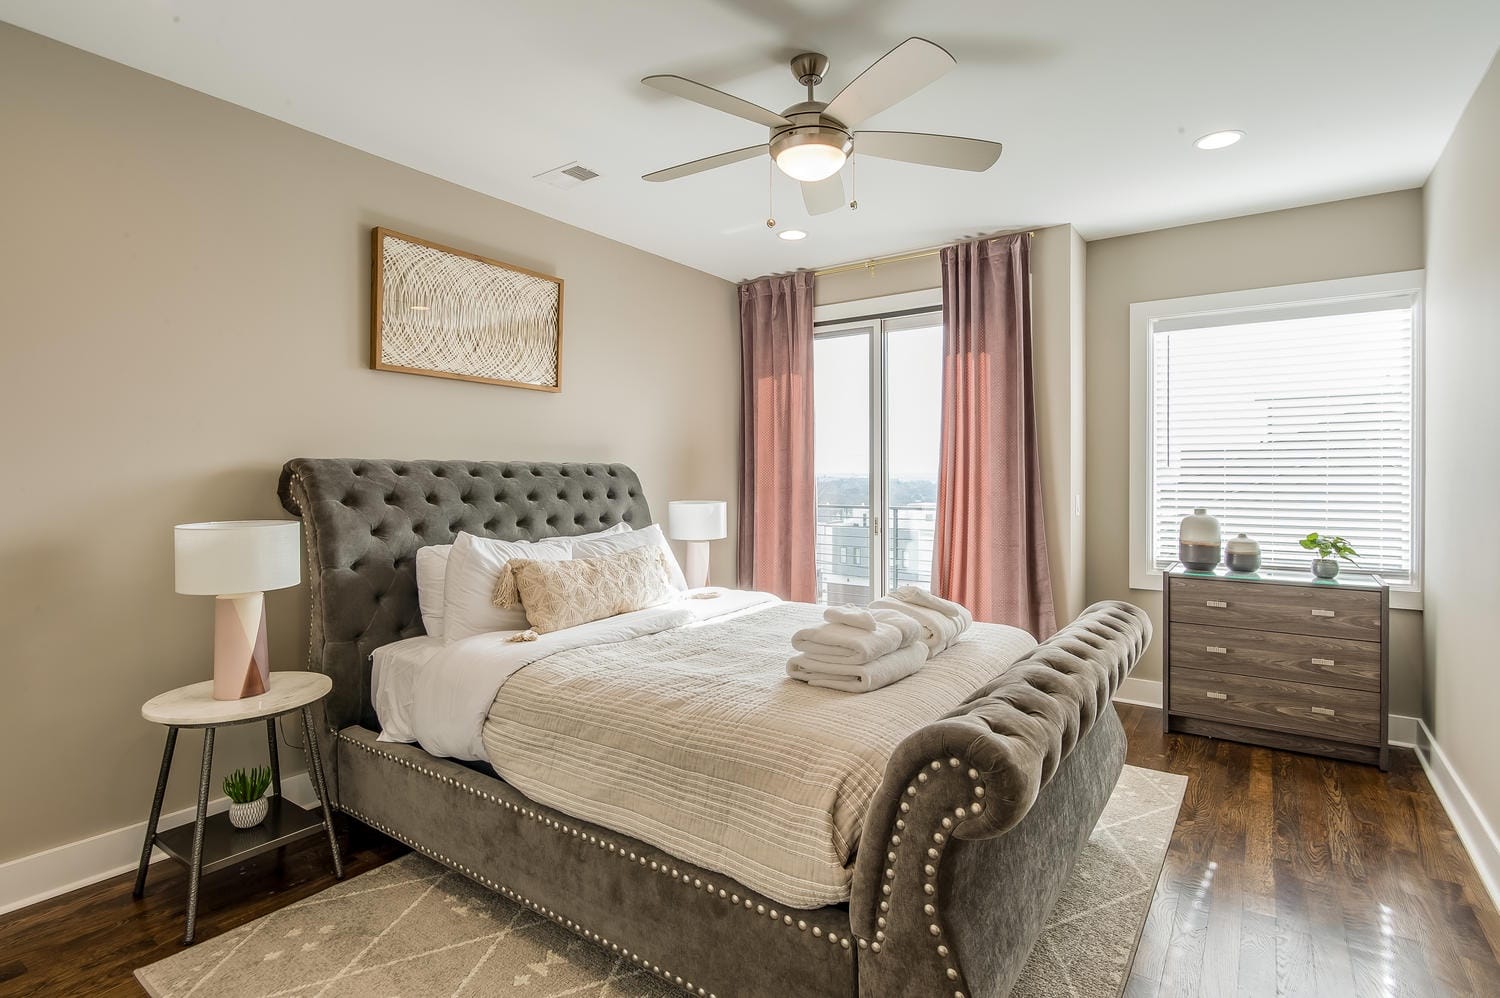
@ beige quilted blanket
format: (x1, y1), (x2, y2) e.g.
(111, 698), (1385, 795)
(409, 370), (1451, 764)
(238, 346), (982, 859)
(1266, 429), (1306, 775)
(482, 602), (1037, 908)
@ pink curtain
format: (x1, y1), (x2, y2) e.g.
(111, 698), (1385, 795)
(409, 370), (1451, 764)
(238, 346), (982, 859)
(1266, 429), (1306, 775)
(934, 234), (1057, 637)
(738, 271), (816, 601)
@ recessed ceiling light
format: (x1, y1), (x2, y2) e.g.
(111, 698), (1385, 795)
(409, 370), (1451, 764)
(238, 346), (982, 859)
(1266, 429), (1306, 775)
(1194, 130), (1244, 151)
(778, 229), (808, 241)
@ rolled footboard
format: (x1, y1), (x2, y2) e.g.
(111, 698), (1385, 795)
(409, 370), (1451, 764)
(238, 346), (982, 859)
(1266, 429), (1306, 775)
(852, 601), (1152, 998)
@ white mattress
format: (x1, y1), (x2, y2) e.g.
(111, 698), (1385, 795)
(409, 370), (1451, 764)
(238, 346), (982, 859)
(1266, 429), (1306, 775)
(371, 635), (445, 743)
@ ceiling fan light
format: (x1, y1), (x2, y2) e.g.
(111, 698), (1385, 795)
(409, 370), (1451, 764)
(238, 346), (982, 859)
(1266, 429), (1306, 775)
(775, 143), (847, 182)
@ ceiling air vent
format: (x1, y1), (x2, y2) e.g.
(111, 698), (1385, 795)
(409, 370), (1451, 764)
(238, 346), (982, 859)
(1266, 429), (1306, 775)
(534, 162), (601, 190)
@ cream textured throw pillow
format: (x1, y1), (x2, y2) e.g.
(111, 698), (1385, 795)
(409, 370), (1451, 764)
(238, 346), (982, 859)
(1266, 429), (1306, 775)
(502, 545), (677, 633)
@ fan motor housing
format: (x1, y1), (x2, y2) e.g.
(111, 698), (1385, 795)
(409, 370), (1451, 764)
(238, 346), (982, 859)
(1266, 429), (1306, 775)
(769, 104), (853, 161)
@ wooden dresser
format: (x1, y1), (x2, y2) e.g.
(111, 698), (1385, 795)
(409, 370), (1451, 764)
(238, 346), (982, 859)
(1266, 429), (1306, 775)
(1163, 565), (1389, 769)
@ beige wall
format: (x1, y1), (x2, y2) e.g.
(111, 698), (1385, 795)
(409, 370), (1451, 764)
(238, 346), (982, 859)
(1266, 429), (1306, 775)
(0, 25), (739, 864)
(810, 227), (1087, 623)
(1083, 190), (1428, 714)
(1423, 54), (1500, 821)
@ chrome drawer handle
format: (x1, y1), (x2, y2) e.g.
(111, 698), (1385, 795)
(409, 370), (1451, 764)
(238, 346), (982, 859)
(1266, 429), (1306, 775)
(1311, 657), (1335, 667)
(1310, 609), (1336, 618)
(1205, 691), (1228, 700)
(1205, 600), (1228, 608)
(1310, 706), (1336, 717)
(1206, 646), (1227, 655)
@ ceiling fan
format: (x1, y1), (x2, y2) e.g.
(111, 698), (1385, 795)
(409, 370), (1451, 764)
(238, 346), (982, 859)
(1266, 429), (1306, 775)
(641, 38), (1003, 216)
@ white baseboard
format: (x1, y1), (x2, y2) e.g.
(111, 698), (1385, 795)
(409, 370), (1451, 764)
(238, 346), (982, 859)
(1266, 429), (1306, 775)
(0, 773), (315, 917)
(1413, 720), (1500, 910)
(1113, 677), (1164, 708)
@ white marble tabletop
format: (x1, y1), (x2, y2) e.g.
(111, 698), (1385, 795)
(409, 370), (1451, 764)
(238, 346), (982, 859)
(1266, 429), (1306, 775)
(142, 672), (333, 728)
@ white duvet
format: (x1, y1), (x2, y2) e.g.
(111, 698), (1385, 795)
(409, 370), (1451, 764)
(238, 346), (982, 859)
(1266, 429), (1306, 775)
(398, 589), (780, 761)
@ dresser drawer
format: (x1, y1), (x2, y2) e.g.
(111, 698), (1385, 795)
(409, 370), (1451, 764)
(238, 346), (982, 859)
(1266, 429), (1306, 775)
(1168, 576), (1381, 641)
(1169, 622), (1380, 691)
(1169, 667), (1380, 745)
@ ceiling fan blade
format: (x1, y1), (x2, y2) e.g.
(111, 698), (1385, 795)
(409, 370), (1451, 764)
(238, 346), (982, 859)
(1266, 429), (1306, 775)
(801, 174), (846, 216)
(823, 38), (956, 127)
(854, 131), (1003, 172)
(642, 75), (791, 128)
(643, 144), (768, 183)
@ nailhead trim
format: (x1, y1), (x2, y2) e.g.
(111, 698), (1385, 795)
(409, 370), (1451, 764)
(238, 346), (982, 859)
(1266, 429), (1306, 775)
(863, 755), (988, 995)
(336, 732), (856, 954)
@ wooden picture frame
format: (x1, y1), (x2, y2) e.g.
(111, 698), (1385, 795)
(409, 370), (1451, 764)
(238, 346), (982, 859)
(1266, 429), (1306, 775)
(371, 227), (564, 392)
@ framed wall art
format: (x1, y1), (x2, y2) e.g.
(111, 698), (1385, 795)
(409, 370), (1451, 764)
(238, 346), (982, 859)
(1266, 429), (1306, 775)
(371, 227), (563, 392)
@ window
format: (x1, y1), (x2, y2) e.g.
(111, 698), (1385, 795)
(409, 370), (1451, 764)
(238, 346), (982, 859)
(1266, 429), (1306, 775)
(814, 290), (944, 604)
(1129, 272), (1423, 605)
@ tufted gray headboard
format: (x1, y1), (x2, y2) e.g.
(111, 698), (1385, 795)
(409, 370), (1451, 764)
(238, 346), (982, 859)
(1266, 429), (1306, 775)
(278, 459), (655, 730)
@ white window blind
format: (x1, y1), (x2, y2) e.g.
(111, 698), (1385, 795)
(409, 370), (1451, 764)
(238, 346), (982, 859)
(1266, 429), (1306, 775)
(1148, 293), (1417, 584)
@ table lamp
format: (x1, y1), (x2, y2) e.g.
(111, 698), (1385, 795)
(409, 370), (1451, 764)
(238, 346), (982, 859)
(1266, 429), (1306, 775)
(174, 520), (301, 700)
(667, 500), (727, 589)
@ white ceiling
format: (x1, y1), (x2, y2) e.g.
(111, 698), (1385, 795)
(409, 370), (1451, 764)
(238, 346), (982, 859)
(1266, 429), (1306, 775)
(4, 0), (1497, 281)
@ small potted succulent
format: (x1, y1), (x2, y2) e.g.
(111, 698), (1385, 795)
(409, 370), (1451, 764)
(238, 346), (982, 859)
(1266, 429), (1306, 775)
(1299, 533), (1358, 580)
(224, 766), (272, 829)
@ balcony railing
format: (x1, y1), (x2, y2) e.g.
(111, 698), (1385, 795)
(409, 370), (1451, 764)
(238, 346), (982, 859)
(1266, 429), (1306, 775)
(814, 502), (936, 605)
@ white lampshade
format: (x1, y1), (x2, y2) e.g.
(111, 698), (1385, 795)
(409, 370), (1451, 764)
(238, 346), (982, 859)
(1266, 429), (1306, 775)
(667, 501), (727, 542)
(175, 520), (301, 595)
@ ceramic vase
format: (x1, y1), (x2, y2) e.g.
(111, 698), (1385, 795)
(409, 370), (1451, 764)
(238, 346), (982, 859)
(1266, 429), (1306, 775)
(229, 796), (269, 829)
(1178, 508), (1222, 571)
(1225, 533), (1261, 573)
(1312, 558), (1340, 580)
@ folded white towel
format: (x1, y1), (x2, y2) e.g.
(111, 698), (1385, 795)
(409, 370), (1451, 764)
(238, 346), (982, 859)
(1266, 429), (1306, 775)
(791, 620), (905, 665)
(870, 608), (922, 647)
(786, 642), (929, 693)
(870, 598), (957, 656)
(824, 604), (878, 631)
(888, 586), (975, 629)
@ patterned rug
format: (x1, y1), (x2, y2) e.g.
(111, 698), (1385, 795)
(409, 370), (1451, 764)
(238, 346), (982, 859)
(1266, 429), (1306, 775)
(136, 765), (1186, 998)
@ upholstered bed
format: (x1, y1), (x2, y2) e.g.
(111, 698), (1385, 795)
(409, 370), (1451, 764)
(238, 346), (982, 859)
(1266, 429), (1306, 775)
(278, 458), (1151, 998)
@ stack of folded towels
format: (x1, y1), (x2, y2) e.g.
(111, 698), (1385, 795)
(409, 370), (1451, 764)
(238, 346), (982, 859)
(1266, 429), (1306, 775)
(787, 587), (974, 693)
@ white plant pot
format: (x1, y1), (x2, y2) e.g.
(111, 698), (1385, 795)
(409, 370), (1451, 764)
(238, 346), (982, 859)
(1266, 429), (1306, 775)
(229, 796), (269, 829)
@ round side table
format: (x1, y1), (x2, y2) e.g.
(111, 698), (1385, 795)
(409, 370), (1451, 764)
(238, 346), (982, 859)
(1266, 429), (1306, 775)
(134, 671), (343, 944)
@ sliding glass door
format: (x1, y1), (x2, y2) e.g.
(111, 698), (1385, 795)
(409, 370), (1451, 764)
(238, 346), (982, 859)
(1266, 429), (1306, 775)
(813, 309), (944, 604)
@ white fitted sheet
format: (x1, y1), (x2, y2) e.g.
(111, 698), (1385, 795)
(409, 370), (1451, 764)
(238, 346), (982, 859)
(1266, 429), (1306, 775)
(371, 635), (445, 743)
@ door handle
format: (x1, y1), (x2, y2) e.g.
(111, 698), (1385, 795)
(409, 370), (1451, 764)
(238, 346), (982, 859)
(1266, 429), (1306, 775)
(1311, 657), (1335, 667)
(1206, 646), (1227, 655)
(1310, 706), (1336, 717)
(1310, 609), (1336, 618)
(1205, 691), (1228, 700)
(1205, 600), (1228, 608)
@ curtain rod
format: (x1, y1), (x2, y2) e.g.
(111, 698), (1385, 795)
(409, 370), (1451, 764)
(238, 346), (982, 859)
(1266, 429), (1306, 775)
(810, 227), (1038, 279)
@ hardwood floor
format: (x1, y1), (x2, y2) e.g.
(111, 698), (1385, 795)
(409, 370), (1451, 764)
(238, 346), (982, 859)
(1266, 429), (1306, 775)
(1, 703), (1496, 996)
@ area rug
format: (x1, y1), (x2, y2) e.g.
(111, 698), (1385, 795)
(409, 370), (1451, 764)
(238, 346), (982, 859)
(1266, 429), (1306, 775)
(137, 764), (1186, 998)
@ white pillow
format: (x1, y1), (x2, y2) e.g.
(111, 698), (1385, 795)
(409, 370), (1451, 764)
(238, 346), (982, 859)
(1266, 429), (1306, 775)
(571, 522), (687, 590)
(442, 532), (571, 641)
(413, 522), (628, 639)
(415, 545), (452, 639)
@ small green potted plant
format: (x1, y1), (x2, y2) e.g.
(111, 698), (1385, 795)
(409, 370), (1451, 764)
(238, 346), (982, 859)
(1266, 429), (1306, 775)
(1299, 533), (1359, 580)
(224, 766), (273, 829)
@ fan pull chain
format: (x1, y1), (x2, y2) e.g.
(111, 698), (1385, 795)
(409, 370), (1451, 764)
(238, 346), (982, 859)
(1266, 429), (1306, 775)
(849, 153), (858, 211)
(765, 158), (776, 230)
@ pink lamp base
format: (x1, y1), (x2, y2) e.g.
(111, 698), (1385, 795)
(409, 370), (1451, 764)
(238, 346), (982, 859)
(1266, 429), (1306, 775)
(213, 592), (270, 700)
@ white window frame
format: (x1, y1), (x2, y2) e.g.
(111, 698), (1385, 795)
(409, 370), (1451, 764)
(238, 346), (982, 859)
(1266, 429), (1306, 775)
(813, 288), (943, 599)
(1128, 271), (1425, 610)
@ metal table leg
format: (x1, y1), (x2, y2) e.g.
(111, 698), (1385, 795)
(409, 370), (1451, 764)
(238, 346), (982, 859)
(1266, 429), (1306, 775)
(133, 726), (178, 898)
(183, 726), (215, 945)
(266, 718), (282, 797)
(301, 706), (343, 879)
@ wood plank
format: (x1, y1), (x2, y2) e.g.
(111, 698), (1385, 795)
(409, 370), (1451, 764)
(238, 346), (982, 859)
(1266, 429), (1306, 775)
(1169, 576), (1382, 641)
(1170, 667), (1381, 745)
(1170, 621), (1380, 690)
